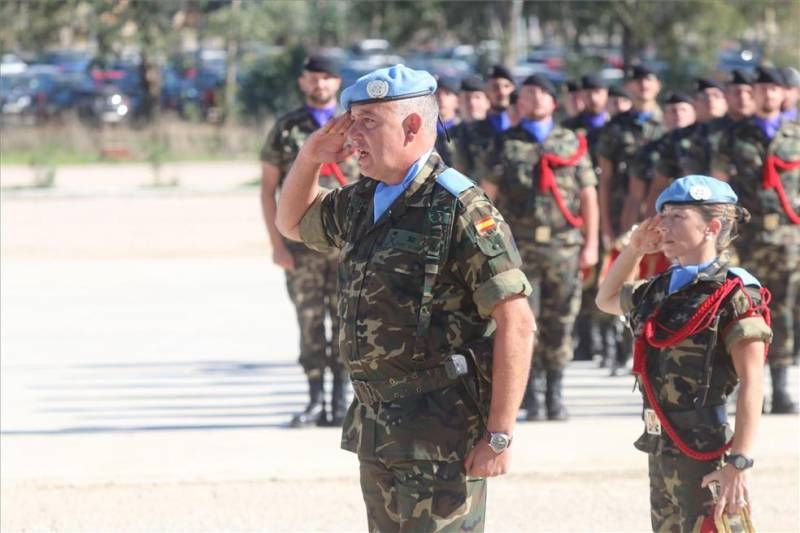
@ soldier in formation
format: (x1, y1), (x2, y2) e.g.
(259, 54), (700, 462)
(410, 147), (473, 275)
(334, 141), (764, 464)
(481, 74), (599, 421)
(259, 55), (358, 428)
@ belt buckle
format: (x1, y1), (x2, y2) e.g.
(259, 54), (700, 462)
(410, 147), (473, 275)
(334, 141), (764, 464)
(644, 408), (662, 435)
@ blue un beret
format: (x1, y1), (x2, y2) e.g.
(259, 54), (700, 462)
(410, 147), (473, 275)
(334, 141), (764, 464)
(655, 175), (738, 213)
(340, 64), (437, 110)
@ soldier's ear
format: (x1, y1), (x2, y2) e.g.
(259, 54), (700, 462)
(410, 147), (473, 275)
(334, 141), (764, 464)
(707, 218), (722, 237)
(403, 113), (422, 138)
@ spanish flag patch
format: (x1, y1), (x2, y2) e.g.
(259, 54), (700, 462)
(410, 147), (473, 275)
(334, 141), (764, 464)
(474, 215), (497, 236)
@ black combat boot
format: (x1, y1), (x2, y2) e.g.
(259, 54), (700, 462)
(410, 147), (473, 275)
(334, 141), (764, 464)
(290, 377), (327, 428)
(770, 366), (799, 414)
(329, 370), (349, 426)
(545, 369), (569, 421)
(524, 372), (541, 421)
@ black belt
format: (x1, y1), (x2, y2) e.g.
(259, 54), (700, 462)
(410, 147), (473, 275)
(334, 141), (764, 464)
(661, 405), (728, 430)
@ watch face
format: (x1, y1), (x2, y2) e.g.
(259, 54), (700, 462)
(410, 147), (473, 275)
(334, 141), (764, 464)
(489, 433), (509, 452)
(734, 456), (747, 469)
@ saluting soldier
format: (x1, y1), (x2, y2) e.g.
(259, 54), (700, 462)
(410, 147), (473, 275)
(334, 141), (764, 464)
(482, 74), (599, 421)
(276, 64), (535, 531)
(259, 55), (358, 428)
(712, 66), (800, 414)
(596, 65), (666, 249)
(597, 175), (772, 532)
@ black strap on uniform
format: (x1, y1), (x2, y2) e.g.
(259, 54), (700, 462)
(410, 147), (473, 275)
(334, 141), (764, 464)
(412, 185), (458, 362)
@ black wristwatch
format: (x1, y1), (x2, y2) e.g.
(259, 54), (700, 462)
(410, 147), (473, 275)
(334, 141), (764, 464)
(725, 454), (754, 471)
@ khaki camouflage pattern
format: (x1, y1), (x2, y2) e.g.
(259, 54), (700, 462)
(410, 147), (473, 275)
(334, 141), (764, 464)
(622, 260), (771, 533)
(284, 247), (340, 377)
(451, 119), (501, 180)
(260, 107), (359, 378)
(298, 151), (531, 461)
(654, 118), (732, 181)
(519, 240), (583, 370)
(621, 259), (772, 456)
(648, 453), (721, 533)
(486, 124), (597, 246)
(713, 117), (800, 363)
(595, 109), (666, 234)
(359, 455), (486, 532)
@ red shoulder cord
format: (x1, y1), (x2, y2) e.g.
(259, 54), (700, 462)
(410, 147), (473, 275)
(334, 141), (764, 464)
(762, 154), (800, 225)
(319, 162), (348, 187)
(537, 134), (588, 228)
(633, 278), (772, 461)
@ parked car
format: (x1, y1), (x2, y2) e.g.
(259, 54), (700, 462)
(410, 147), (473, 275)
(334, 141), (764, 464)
(1, 65), (78, 125)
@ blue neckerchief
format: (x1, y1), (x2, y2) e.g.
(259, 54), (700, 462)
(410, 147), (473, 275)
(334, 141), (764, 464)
(755, 115), (782, 140)
(520, 117), (554, 144)
(636, 111), (653, 125)
(488, 111), (510, 133)
(585, 111), (609, 130)
(437, 118), (456, 137)
(373, 149), (433, 222)
(307, 105), (337, 128)
(780, 107), (797, 123)
(667, 258), (717, 295)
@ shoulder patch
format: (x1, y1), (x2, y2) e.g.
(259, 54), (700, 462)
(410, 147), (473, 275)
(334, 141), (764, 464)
(728, 267), (762, 287)
(436, 168), (475, 197)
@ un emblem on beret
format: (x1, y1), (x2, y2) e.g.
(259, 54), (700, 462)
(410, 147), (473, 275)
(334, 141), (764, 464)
(366, 79), (390, 99)
(689, 184), (711, 200)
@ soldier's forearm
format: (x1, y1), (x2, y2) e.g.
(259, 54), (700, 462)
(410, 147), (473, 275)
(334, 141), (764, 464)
(276, 153), (322, 241)
(487, 296), (535, 434)
(596, 245), (642, 315)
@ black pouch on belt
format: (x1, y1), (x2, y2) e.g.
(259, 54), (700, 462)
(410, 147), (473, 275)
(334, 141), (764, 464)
(452, 337), (494, 422)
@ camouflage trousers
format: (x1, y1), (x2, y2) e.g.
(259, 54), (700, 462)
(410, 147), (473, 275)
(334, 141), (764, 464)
(519, 241), (582, 371)
(735, 235), (799, 366)
(648, 453), (721, 533)
(284, 246), (342, 379)
(359, 455), (486, 532)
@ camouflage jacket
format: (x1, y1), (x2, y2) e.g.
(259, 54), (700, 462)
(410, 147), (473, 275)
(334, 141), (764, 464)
(621, 259), (772, 457)
(451, 118), (501, 180)
(486, 124), (597, 246)
(595, 108), (666, 233)
(561, 112), (609, 171)
(298, 151), (531, 461)
(654, 118), (732, 181)
(713, 117), (800, 245)
(629, 133), (668, 185)
(260, 107), (359, 252)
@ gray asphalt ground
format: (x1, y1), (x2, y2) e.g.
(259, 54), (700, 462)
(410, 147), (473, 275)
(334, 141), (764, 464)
(1, 163), (798, 532)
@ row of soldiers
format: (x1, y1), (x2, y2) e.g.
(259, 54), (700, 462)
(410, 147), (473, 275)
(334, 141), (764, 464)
(260, 55), (799, 428)
(437, 63), (799, 417)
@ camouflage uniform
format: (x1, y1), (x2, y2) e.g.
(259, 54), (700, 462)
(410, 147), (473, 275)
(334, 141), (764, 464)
(487, 124), (596, 418)
(452, 118), (501, 180)
(562, 113), (616, 363)
(596, 108), (666, 235)
(621, 259), (772, 532)
(298, 152), (531, 531)
(655, 117), (732, 181)
(712, 117), (800, 408)
(261, 107), (359, 423)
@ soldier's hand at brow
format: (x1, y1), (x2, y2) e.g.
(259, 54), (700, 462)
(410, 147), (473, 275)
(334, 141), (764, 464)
(465, 441), (511, 478)
(628, 215), (663, 255)
(301, 113), (356, 164)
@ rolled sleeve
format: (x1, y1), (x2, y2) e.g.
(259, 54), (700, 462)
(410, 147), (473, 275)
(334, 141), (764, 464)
(723, 317), (773, 351)
(473, 268), (532, 318)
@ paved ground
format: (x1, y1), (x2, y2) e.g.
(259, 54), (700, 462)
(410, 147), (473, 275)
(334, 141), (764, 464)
(2, 163), (799, 532)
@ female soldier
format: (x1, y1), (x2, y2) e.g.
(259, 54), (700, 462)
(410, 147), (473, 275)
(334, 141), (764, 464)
(596, 175), (772, 532)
